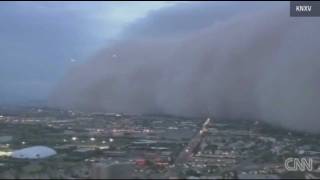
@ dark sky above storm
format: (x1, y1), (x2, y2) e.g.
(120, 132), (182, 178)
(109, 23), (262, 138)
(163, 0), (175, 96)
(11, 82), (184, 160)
(2, 2), (320, 133)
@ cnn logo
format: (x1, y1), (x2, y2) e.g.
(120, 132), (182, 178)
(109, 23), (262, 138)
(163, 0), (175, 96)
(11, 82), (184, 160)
(285, 158), (313, 172)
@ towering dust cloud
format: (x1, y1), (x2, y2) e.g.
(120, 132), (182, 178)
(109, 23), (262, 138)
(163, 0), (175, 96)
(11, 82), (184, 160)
(49, 2), (320, 133)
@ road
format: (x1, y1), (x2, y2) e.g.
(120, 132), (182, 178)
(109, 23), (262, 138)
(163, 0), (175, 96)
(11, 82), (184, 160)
(166, 118), (212, 178)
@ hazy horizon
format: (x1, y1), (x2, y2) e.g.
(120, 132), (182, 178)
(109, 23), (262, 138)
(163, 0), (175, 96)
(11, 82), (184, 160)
(2, 2), (320, 133)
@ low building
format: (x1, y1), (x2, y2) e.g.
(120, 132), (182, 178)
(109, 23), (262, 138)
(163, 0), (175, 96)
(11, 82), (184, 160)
(11, 146), (56, 159)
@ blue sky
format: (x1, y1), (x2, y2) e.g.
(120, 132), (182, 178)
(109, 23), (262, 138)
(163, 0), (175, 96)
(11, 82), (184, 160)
(0, 1), (176, 104)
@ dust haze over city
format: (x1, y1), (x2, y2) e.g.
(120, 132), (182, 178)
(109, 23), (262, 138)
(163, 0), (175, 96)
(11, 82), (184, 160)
(50, 2), (320, 133)
(1, 1), (320, 179)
